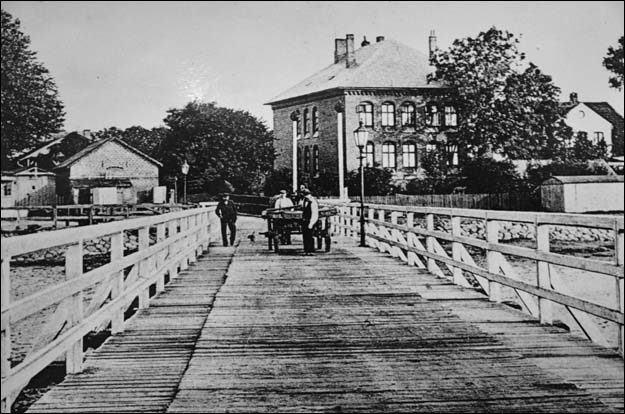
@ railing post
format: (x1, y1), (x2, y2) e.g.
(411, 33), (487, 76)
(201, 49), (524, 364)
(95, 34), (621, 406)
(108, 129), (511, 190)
(110, 231), (124, 333)
(53, 205), (58, 229)
(156, 223), (166, 293)
(179, 218), (189, 271)
(486, 218), (502, 302)
(65, 240), (84, 374)
(426, 213), (436, 274)
(137, 226), (150, 309)
(168, 219), (179, 279)
(451, 216), (469, 287)
(390, 211), (400, 225)
(406, 212), (414, 229)
(615, 221), (624, 356)
(536, 222), (553, 324)
(1, 257), (11, 413)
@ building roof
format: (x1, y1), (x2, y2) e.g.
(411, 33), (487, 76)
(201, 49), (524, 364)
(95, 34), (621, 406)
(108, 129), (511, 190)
(543, 175), (624, 184)
(1, 166), (55, 177)
(17, 131), (90, 163)
(55, 137), (163, 169)
(266, 39), (443, 105)
(561, 101), (624, 129)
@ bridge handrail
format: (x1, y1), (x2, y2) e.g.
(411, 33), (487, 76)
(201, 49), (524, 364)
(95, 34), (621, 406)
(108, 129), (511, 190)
(1, 205), (216, 411)
(322, 200), (624, 356)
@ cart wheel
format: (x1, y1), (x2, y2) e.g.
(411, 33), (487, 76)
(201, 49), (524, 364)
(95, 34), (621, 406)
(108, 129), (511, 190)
(325, 236), (331, 252)
(273, 235), (280, 252)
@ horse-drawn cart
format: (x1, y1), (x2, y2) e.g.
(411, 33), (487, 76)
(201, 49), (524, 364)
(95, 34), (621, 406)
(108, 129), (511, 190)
(260, 206), (337, 252)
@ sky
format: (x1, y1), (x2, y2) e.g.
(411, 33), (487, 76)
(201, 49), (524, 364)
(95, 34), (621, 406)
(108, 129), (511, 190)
(3, 1), (624, 132)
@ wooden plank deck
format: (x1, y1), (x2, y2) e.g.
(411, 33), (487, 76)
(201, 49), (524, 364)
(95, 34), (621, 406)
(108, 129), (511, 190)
(27, 217), (623, 413)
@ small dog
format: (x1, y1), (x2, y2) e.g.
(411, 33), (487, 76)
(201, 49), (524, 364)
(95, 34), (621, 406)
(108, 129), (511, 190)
(247, 232), (256, 245)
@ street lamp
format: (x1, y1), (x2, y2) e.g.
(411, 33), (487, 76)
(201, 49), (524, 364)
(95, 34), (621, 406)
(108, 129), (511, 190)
(181, 160), (189, 204)
(353, 121), (368, 247)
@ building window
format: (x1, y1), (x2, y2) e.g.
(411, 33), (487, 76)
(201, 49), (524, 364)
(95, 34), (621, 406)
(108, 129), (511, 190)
(2, 183), (12, 196)
(303, 108), (310, 135)
(358, 102), (374, 127)
(593, 131), (605, 144)
(381, 102), (395, 127)
(382, 142), (396, 169)
(304, 146), (310, 172)
(365, 142), (375, 167)
(312, 107), (319, 134)
(444, 106), (457, 126)
(427, 103), (441, 126)
(296, 116), (302, 138)
(312, 145), (319, 175)
(402, 142), (416, 168)
(426, 141), (437, 153)
(400, 102), (416, 126)
(446, 142), (459, 166)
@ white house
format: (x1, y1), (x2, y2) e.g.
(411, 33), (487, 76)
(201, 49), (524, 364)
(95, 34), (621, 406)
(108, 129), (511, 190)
(560, 92), (624, 156)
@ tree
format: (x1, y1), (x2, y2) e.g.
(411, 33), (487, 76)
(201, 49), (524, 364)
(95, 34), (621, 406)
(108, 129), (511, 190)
(159, 101), (274, 194)
(94, 126), (166, 159)
(1, 9), (65, 169)
(345, 166), (397, 197)
(430, 27), (570, 159)
(603, 36), (624, 90)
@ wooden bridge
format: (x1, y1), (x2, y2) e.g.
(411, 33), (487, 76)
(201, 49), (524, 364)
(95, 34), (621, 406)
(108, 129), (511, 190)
(1, 203), (623, 413)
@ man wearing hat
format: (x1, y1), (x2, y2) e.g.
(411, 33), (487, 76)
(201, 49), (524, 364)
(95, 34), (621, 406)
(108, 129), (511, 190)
(216, 193), (237, 247)
(301, 188), (318, 255)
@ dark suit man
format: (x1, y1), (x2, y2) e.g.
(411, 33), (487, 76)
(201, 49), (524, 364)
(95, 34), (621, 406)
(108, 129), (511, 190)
(216, 193), (237, 246)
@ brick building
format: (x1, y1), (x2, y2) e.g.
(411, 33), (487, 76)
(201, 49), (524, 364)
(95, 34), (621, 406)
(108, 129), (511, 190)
(266, 33), (457, 196)
(54, 137), (161, 204)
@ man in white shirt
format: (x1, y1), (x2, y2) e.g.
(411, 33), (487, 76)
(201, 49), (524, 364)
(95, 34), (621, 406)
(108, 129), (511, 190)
(274, 189), (294, 209)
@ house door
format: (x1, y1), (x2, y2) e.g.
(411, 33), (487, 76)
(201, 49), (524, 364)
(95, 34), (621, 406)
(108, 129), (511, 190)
(78, 188), (91, 204)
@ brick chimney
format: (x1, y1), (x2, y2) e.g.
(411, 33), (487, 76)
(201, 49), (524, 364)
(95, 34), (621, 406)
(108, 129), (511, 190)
(376, 36), (385, 42)
(570, 92), (578, 104)
(334, 38), (347, 64)
(346, 34), (356, 68)
(428, 30), (437, 59)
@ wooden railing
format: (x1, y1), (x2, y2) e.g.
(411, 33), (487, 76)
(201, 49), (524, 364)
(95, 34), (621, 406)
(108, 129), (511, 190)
(323, 201), (624, 357)
(1, 205), (216, 412)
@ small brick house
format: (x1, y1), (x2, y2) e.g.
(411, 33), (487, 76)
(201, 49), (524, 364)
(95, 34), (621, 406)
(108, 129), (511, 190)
(54, 138), (162, 204)
(266, 32), (457, 196)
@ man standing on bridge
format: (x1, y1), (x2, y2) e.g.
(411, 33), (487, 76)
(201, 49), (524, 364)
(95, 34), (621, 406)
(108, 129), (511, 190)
(301, 188), (318, 256)
(216, 193), (237, 247)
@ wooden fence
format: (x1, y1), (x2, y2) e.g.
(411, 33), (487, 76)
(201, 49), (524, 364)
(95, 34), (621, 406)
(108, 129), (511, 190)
(361, 192), (541, 211)
(323, 200), (624, 357)
(1, 205), (216, 412)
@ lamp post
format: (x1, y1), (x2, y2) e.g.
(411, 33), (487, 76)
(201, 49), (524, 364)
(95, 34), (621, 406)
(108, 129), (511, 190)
(353, 121), (369, 247)
(181, 160), (189, 204)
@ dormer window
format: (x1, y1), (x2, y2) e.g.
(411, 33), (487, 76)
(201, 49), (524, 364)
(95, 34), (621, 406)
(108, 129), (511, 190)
(381, 102), (395, 127)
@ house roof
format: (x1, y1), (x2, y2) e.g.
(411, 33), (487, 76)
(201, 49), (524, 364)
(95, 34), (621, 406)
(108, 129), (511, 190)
(561, 102), (624, 130)
(1, 166), (55, 177)
(543, 175), (624, 184)
(17, 131), (89, 163)
(266, 39), (443, 105)
(54, 137), (163, 169)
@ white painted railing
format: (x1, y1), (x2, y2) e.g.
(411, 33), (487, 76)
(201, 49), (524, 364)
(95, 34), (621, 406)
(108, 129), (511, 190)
(324, 201), (624, 357)
(1, 205), (215, 413)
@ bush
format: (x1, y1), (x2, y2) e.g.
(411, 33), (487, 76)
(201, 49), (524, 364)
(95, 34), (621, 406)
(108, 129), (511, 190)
(309, 171), (340, 196)
(462, 157), (524, 193)
(346, 167), (397, 196)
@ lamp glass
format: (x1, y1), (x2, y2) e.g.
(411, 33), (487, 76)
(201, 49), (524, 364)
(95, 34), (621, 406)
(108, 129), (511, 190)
(181, 161), (190, 175)
(353, 124), (369, 149)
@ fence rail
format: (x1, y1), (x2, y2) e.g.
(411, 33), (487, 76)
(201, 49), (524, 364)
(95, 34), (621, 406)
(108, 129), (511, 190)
(322, 200), (624, 357)
(0, 205), (216, 412)
(361, 192), (541, 211)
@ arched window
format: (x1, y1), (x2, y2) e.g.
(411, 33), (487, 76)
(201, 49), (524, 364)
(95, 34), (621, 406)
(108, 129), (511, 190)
(304, 146), (311, 172)
(303, 108), (310, 135)
(312, 107), (319, 134)
(426, 141), (438, 153)
(402, 142), (416, 168)
(358, 102), (374, 127)
(312, 145), (319, 175)
(446, 142), (459, 166)
(296, 115), (302, 138)
(381, 102), (395, 127)
(400, 102), (416, 126)
(444, 106), (457, 126)
(427, 103), (441, 126)
(382, 142), (396, 169)
(365, 142), (375, 167)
